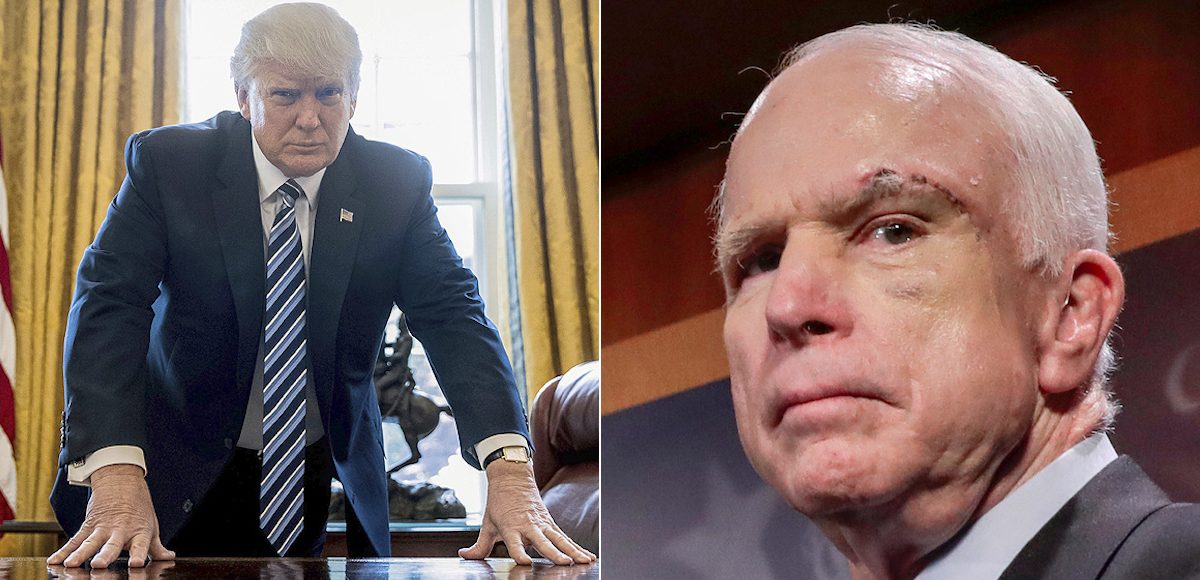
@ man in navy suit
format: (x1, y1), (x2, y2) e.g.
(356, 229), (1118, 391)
(716, 23), (1199, 579)
(48, 3), (594, 569)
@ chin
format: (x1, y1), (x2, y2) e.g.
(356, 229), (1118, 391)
(281, 161), (326, 178)
(764, 437), (914, 517)
(277, 152), (335, 178)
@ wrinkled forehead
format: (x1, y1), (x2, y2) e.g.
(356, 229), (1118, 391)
(723, 47), (1013, 226)
(248, 60), (350, 90)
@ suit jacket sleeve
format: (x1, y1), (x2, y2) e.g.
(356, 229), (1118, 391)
(391, 156), (530, 469)
(60, 132), (166, 466)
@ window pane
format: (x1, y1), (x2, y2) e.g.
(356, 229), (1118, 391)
(380, 1), (472, 54)
(437, 203), (477, 271)
(187, 57), (238, 117)
(364, 56), (476, 183)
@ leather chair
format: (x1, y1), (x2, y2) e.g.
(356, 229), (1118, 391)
(531, 361), (599, 554)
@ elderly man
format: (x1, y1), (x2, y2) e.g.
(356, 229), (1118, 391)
(716, 23), (1200, 579)
(47, 2), (593, 569)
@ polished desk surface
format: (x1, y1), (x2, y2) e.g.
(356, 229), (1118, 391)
(0, 557), (599, 579)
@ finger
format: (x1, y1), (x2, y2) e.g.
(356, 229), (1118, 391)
(542, 528), (592, 564)
(458, 526), (498, 560)
(525, 528), (573, 565)
(542, 526), (595, 563)
(503, 530), (534, 566)
(127, 532), (151, 568)
(148, 535), (176, 561)
(63, 529), (108, 568)
(90, 531), (131, 569)
(48, 528), (92, 565)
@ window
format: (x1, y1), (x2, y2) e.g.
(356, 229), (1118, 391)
(183, 0), (510, 523)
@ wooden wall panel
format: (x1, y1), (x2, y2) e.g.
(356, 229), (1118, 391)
(985, 0), (1200, 176)
(601, 151), (727, 345)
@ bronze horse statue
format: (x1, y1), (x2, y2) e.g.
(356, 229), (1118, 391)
(375, 314), (454, 474)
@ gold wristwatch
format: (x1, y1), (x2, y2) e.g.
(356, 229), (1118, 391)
(483, 445), (530, 468)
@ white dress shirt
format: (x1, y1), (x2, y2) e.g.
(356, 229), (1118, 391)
(916, 434), (1119, 579)
(68, 132), (524, 485)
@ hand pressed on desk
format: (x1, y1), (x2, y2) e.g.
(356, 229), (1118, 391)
(47, 464), (176, 568)
(460, 460), (597, 566)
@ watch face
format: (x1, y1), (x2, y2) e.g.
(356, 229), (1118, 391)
(503, 447), (530, 462)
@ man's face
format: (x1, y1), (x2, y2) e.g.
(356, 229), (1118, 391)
(720, 49), (1053, 521)
(238, 62), (357, 178)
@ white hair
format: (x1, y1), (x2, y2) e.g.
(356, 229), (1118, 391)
(231, 2), (362, 96)
(714, 23), (1118, 429)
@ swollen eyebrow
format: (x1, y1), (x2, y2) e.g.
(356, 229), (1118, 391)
(715, 225), (775, 274)
(825, 168), (967, 219)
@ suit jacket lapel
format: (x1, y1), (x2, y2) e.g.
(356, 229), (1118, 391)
(999, 456), (1172, 580)
(308, 134), (363, 426)
(212, 116), (266, 397)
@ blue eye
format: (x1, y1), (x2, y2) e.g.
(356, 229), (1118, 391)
(318, 87), (344, 103)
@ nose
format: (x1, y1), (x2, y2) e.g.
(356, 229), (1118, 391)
(763, 245), (853, 347)
(296, 96), (321, 130)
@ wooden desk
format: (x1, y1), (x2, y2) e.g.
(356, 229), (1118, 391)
(0, 519), (492, 558)
(9, 557), (600, 578)
(324, 520), (482, 557)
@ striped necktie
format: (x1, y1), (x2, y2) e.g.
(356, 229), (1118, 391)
(260, 179), (309, 556)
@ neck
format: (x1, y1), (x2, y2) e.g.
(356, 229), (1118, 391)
(820, 392), (1104, 580)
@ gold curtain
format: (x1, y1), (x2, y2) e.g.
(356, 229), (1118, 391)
(507, 0), (599, 398)
(0, 0), (180, 556)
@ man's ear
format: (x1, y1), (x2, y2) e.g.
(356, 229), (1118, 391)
(1038, 249), (1124, 394)
(237, 85), (251, 120)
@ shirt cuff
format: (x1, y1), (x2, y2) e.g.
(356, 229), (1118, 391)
(474, 433), (529, 468)
(66, 445), (147, 487)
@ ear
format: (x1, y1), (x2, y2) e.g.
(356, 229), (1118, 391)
(237, 85), (252, 120)
(1038, 249), (1125, 394)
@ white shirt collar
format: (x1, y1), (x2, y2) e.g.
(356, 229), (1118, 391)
(250, 132), (325, 207)
(917, 433), (1118, 580)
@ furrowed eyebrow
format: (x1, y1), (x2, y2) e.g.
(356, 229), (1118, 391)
(714, 223), (783, 276)
(820, 168), (967, 221)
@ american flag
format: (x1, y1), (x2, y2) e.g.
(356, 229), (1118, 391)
(0, 134), (17, 524)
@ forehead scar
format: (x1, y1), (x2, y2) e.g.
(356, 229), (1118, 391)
(851, 168), (966, 212)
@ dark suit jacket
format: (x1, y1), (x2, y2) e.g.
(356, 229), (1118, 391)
(1000, 456), (1200, 579)
(50, 111), (530, 556)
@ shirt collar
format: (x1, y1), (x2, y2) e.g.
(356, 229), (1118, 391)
(251, 132), (325, 207)
(917, 433), (1118, 580)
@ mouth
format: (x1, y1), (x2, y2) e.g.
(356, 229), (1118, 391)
(289, 143), (324, 150)
(772, 382), (889, 426)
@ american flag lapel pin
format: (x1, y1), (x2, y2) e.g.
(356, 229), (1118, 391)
(340, 208), (354, 223)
